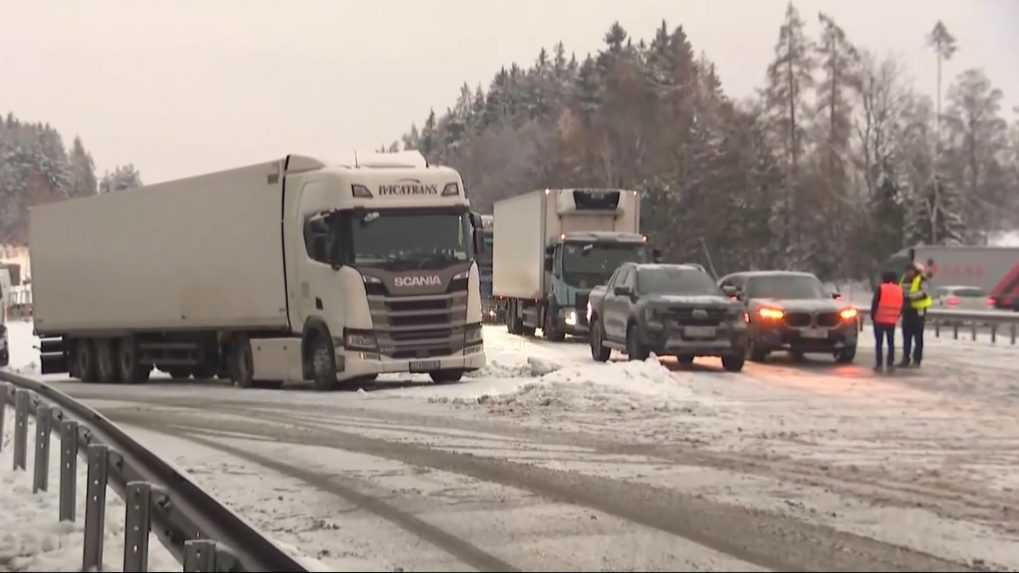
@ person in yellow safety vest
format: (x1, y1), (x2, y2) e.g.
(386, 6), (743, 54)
(899, 262), (933, 368)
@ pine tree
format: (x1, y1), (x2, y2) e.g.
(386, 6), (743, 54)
(68, 136), (98, 197)
(420, 110), (437, 158)
(99, 164), (143, 193)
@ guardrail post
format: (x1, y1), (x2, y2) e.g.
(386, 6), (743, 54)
(83, 443), (109, 572)
(1012, 323), (1016, 345)
(13, 389), (29, 471)
(33, 405), (52, 492)
(934, 319), (941, 338)
(60, 420), (79, 522)
(184, 540), (218, 572)
(971, 322), (977, 341)
(991, 324), (997, 344)
(953, 322), (959, 340)
(0, 383), (7, 453)
(124, 482), (152, 572)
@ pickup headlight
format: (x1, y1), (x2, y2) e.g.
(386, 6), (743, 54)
(465, 323), (483, 345)
(344, 329), (378, 351)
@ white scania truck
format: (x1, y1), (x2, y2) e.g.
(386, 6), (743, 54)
(31, 152), (486, 389)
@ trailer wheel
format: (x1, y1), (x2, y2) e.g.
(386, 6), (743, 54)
(309, 334), (336, 391)
(430, 370), (463, 384)
(94, 339), (120, 383)
(75, 340), (98, 383)
(230, 335), (255, 389)
(117, 337), (150, 384)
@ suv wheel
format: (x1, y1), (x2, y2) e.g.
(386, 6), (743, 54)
(590, 319), (611, 362)
(626, 324), (650, 361)
(748, 339), (768, 362)
(836, 347), (857, 364)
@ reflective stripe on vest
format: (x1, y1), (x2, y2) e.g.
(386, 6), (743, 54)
(874, 283), (904, 325)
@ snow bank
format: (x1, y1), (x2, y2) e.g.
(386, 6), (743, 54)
(0, 413), (178, 571)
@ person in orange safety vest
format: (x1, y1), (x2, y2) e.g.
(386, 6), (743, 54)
(870, 271), (905, 372)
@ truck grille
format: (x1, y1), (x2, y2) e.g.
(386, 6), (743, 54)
(670, 308), (726, 326)
(369, 292), (468, 359)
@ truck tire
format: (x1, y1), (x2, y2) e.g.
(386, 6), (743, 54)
(506, 300), (520, 334)
(430, 370), (463, 384)
(589, 319), (611, 362)
(75, 340), (98, 383)
(543, 303), (566, 342)
(230, 335), (255, 389)
(117, 337), (150, 384)
(309, 334), (336, 391)
(722, 353), (745, 372)
(95, 339), (120, 384)
(626, 324), (650, 361)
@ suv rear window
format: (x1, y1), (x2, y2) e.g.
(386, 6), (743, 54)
(638, 267), (719, 295)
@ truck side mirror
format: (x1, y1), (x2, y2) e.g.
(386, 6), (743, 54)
(544, 254), (554, 272)
(470, 211), (483, 257)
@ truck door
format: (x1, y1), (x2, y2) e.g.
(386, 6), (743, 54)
(604, 267), (634, 341)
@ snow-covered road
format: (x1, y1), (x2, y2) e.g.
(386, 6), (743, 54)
(2, 320), (1017, 571)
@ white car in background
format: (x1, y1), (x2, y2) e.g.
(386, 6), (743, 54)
(933, 285), (995, 312)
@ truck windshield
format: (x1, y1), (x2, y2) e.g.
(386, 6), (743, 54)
(746, 275), (826, 300)
(638, 268), (719, 295)
(347, 211), (472, 270)
(562, 243), (652, 288)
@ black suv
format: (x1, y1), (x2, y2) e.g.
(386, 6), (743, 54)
(588, 264), (748, 371)
(719, 271), (858, 363)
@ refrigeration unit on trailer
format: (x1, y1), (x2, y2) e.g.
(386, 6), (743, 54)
(31, 151), (486, 389)
(493, 188), (655, 341)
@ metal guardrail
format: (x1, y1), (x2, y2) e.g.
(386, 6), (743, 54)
(0, 371), (307, 573)
(855, 306), (1019, 345)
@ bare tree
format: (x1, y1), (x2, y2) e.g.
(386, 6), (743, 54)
(855, 52), (908, 198)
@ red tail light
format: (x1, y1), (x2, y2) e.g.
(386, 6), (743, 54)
(947, 296), (960, 307)
(986, 297), (996, 308)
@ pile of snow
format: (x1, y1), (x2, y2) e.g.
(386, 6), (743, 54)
(0, 414), (178, 571)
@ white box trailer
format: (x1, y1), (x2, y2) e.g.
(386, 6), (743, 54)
(31, 152), (486, 388)
(493, 189), (653, 340)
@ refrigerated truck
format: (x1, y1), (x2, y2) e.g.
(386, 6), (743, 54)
(31, 152), (486, 389)
(884, 245), (1019, 310)
(493, 188), (655, 341)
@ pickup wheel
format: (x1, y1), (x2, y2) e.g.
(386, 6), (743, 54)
(308, 334), (336, 391)
(75, 340), (98, 383)
(626, 324), (650, 361)
(590, 319), (611, 362)
(722, 353), (746, 372)
(230, 335), (256, 389)
(95, 339), (120, 384)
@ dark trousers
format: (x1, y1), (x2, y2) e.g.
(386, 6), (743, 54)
(874, 324), (895, 367)
(901, 310), (925, 365)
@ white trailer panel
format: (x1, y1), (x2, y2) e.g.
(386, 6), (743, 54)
(493, 191), (546, 301)
(31, 161), (290, 334)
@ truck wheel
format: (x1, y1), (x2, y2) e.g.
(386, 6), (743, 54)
(678, 355), (695, 366)
(506, 300), (520, 334)
(309, 334), (336, 391)
(722, 353), (745, 372)
(836, 347), (857, 364)
(117, 337), (150, 384)
(95, 339), (120, 384)
(75, 340), (98, 383)
(230, 335), (255, 389)
(589, 319), (611, 362)
(543, 304), (566, 342)
(430, 370), (463, 384)
(626, 324), (650, 361)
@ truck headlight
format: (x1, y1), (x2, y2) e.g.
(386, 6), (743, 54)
(465, 324), (483, 345)
(564, 309), (578, 326)
(344, 329), (378, 351)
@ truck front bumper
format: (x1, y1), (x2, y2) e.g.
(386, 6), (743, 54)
(338, 346), (486, 381)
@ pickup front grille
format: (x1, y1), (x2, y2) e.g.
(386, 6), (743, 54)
(669, 308), (727, 326)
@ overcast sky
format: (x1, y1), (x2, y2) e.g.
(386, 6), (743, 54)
(3, 0), (1017, 184)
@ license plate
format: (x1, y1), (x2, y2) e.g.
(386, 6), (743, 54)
(801, 328), (829, 339)
(684, 326), (717, 338)
(410, 360), (441, 372)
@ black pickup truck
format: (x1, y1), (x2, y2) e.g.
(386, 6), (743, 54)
(587, 263), (748, 371)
